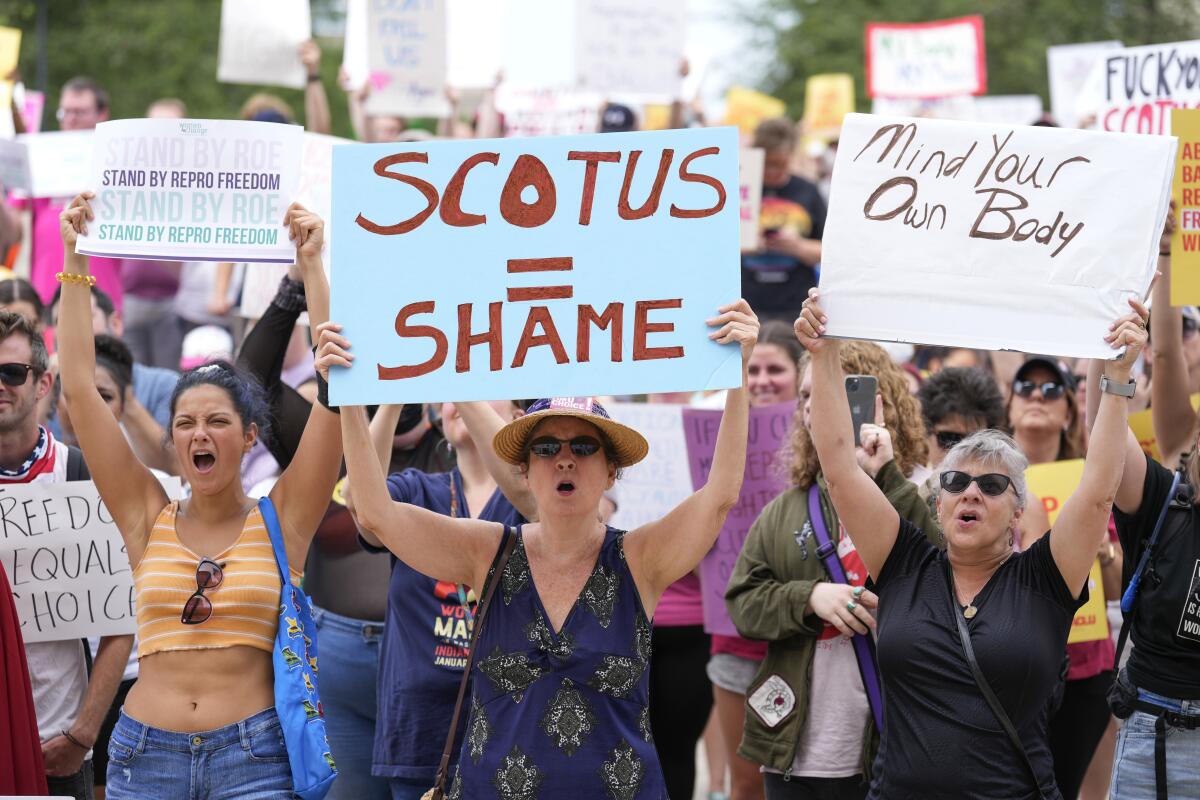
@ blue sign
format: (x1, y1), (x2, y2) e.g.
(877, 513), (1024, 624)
(329, 127), (742, 404)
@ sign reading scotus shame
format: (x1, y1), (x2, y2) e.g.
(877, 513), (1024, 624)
(819, 114), (1174, 359)
(329, 128), (742, 405)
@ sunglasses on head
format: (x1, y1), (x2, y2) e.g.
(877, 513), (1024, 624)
(527, 436), (604, 458)
(1012, 379), (1065, 400)
(940, 470), (1014, 497)
(181, 558), (223, 625)
(935, 430), (967, 451)
(0, 363), (35, 387)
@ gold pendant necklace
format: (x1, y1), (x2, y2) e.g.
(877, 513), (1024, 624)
(963, 605), (978, 619)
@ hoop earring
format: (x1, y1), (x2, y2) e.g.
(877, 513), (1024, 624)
(1007, 529), (1014, 548)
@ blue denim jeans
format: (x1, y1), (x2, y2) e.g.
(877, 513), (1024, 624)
(312, 606), (391, 800)
(104, 707), (292, 800)
(1110, 689), (1200, 799)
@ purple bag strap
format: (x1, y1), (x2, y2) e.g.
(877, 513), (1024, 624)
(807, 484), (885, 732)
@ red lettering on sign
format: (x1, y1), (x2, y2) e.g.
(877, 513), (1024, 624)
(577, 303), (624, 363)
(378, 301), (447, 379)
(568, 151), (621, 225)
(499, 155), (556, 227)
(456, 302), (503, 372)
(670, 147), (727, 219)
(355, 152), (438, 235)
(633, 299), (684, 361)
(618, 149), (674, 220)
(440, 152), (499, 227)
(511, 307), (569, 368)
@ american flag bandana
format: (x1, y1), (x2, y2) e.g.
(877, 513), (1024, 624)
(0, 426), (58, 482)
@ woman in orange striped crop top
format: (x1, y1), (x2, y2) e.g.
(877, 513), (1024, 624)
(58, 195), (345, 799)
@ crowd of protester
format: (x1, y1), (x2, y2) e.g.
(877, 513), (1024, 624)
(0, 35), (1197, 800)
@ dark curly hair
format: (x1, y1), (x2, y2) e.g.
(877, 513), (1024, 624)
(917, 367), (1007, 432)
(168, 362), (271, 442)
(94, 334), (134, 400)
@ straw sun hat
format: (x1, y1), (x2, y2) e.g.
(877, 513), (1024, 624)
(493, 397), (649, 468)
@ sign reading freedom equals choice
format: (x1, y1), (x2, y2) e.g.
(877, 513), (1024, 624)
(329, 128), (742, 405)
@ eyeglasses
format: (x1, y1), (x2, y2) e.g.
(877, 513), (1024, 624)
(940, 470), (1014, 497)
(0, 363), (35, 387)
(181, 558), (224, 625)
(55, 107), (97, 122)
(935, 430), (967, 451)
(527, 436), (603, 458)
(1012, 380), (1065, 400)
(1184, 316), (1198, 340)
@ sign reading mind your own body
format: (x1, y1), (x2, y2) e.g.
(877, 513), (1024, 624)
(819, 113), (1174, 360)
(329, 128), (742, 405)
(75, 118), (303, 263)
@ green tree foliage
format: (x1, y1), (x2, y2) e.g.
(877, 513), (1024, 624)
(0, 0), (355, 137)
(742, 0), (1200, 117)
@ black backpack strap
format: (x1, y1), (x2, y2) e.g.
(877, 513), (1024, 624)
(65, 446), (90, 481)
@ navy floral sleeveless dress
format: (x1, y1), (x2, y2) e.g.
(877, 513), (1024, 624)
(447, 525), (667, 800)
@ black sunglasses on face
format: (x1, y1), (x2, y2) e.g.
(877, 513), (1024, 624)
(935, 430), (967, 450)
(0, 363), (35, 387)
(940, 470), (1014, 497)
(527, 436), (603, 458)
(1012, 380), (1065, 400)
(181, 558), (224, 625)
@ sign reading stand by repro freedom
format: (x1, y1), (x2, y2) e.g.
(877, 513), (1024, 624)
(74, 119), (303, 263)
(329, 128), (742, 405)
(818, 113), (1174, 359)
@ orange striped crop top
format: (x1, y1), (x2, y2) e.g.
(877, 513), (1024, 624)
(134, 501), (303, 658)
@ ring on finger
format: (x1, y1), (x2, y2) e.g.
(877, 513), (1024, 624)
(852, 585), (864, 599)
(846, 600), (857, 612)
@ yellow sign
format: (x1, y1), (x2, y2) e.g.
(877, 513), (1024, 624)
(723, 86), (786, 137)
(0, 27), (19, 79)
(642, 103), (671, 131)
(1128, 392), (1200, 462)
(803, 74), (854, 139)
(1171, 109), (1200, 304)
(1025, 459), (1109, 644)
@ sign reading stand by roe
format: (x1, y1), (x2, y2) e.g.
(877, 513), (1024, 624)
(819, 113), (1174, 359)
(329, 128), (741, 405)
(75, 119), (303, 263)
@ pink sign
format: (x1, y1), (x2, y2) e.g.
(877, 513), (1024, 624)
(683, 401), (793, 636)
(21, 90), (44, 133)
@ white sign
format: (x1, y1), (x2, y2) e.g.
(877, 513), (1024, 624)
(866, 16), (986, 99)
(342, 0), (370, 90)
(1047, 41), (1122, 129)
(0, 138), (30, 194)
(495, 87), (601, 138)
(739, 148), (764, 250)
(871, 94), (977, 121)
(608, 402), (692, 531)
(75, 118), (304, 264)
(971, 95), (1044, 126)
(217, 0), (312, 90)
(365, 0), (449, 118)
(819, 113), (1174, 359)
(17, 131), (92, 199)
(574, 0), (687, 99)
(1, 478), (183, 644)
(1076, 40), (1200, 135)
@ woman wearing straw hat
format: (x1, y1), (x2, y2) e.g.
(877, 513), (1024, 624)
(332, 299), (759, 799)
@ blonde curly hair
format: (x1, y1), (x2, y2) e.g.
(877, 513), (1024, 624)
(789, 341), (929, 489)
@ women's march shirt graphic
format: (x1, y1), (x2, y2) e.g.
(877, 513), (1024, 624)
(1179, 560), (1200, 643)
(433, 580), (476, 668)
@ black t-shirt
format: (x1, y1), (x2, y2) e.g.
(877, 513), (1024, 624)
(740, 175), (827, 320)
(868, 519), (1085, 800)
(1113, 453), (1200, 699)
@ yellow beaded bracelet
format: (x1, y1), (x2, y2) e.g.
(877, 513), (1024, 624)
(55, 272), (96, 287)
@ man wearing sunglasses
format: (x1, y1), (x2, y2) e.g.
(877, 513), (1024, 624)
(0, 311), (133, 800)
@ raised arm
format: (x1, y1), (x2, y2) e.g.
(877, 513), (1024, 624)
(623, 299), (758, 611)
(1151, 210), (1196, 466)
(1087, 355), (1148, 516)
(300, 40), (332, 135)
(57, 194), (167, 565)
(455, 400), (537, 520)
(1053, 299), (1149, 595)
(341, 403), (503, 589)
(799, 289), (899, 579)
(267, 206), (341, 567)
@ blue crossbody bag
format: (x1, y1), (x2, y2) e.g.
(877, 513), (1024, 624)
(259, 496), (337, 800)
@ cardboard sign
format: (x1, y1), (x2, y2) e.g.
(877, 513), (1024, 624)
(217, 0), (312, 90)
(1128, 393), (1200, 462)
(739, 148), (764, 250)
(0, 138), (29, 194)
(723, 87), (786, 137)
(683, 401), (793, 636)
(804, 74), (855, 139)
(1046, 41), (1122, 130)
(607, 402), (693, 531)
(1080, 40), (1200, 135)
(74, 119), (304, 264)
(574, 0), (686, 99)
(1, 478), (183, 644)
(365, 0), (449, 118)
(328, 127), (742, 405)
(495, 87), (601, 138)
(1171, 109), (1200, 304)
(1025, 459), (1109, 644)
(819, 113), (1174, 359)
(866, 16), (987, 99)
(17, 130), (92, 199)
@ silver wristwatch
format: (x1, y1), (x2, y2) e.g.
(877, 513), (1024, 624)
(1099, 375), (1136, 398)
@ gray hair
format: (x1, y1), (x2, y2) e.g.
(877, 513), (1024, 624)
(939, 429), (1029, 511)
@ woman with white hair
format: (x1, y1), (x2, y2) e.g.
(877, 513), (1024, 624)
(794, 287), (1148, 799)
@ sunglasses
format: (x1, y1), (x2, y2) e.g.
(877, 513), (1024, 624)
(1184, 316), (1198, 340)
(935, 430), (967, 451)
(0, 363), (35, 387)
(181, 558), (224, 625)
(940, 470), (1014, 497)
(1012, 380), (1065, 400)
(527, 436), (604, 458)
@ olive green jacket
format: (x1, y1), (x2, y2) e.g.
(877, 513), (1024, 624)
(724, 460), (940, 778)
